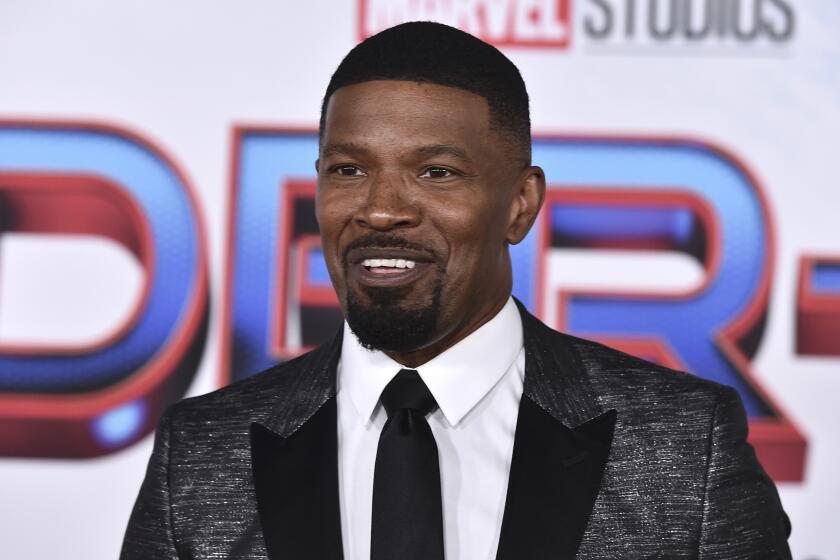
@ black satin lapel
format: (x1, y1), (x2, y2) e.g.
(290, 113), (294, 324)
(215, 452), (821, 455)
(496, 397), (616, 560)
(250, 396), (343, 560)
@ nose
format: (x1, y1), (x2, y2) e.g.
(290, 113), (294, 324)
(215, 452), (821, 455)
(354, 173), (420, 231)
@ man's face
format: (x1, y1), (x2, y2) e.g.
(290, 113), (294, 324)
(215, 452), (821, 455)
(316, 80), (542, 366)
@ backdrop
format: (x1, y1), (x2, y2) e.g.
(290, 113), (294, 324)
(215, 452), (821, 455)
(1, 1), (838, 558)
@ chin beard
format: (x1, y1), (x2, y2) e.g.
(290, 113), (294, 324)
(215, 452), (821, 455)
(345, 282), (443, 353)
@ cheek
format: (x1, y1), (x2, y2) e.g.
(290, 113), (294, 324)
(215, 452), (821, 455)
(437, 195), (509, 247)
(316, 186), (359, 235)
(315, 199), (349, 277)
(437, 212), (506, 281)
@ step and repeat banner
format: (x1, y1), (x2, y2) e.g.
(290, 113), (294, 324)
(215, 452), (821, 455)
(1, 1), (838, 558)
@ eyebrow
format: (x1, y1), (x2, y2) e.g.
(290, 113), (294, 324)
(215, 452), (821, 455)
(416, 144), (472, 162)
(319, 142), (473, 163)
(320, 142), (368, 158)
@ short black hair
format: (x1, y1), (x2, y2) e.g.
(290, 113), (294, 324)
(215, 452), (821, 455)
(320, 21), (532, 164)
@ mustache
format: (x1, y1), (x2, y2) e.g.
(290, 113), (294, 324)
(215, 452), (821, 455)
(342, 234), (439, 263)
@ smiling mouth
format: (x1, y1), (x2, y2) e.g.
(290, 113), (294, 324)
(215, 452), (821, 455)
(362, 258), (416, 271)
(344, 235), (438, 289)
(352, 256), (431, 288)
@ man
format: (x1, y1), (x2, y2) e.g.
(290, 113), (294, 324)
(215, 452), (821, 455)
(122, 21), (791, 559)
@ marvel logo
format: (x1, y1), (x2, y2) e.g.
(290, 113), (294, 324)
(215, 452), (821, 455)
(359, 0), (572, 48)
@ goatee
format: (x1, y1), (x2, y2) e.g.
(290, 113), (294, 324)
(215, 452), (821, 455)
(341, 233), (444, 352)
(345, 281), (443, 353)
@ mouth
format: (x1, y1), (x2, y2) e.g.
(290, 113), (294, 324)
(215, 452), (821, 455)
(346, 247), (436, 289)
(362, 257), (416, 270)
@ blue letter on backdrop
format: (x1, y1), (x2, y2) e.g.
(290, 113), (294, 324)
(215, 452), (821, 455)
(0, 121), (209, 458)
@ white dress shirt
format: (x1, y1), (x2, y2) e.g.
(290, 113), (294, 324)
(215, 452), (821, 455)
(336, 297), (525, 560)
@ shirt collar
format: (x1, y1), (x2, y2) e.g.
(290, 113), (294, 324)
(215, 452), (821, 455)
(339, 297), (523, 427)
(339, 321), (405, 426)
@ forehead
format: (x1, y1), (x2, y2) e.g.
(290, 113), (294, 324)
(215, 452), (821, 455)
(321, 81), (493, 153)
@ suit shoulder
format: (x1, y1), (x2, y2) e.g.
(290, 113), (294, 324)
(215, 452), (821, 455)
(554, 329), (731, 406)
(166, 345), (327, 425)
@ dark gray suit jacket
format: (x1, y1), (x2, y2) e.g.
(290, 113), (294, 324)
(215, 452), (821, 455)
(121, 304), (791, 559)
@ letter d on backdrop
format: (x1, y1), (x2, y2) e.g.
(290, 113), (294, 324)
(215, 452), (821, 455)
(0, 121), (209, 458)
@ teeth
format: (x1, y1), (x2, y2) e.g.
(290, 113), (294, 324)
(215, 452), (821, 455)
(362, 258), (417, 269)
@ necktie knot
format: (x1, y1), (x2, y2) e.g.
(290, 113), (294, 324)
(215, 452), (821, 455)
(380, 369), (438, 418)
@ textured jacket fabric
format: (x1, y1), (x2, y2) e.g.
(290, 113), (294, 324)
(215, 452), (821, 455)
(121, 304), (791, 559)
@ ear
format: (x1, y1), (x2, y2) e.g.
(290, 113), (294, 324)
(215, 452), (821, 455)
(506, 166), (546, 245)
(314, 158), (320, 172)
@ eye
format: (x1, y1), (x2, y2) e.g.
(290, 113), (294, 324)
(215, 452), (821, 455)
(420, 166), (456, 179)
(332, 164), (366, 177)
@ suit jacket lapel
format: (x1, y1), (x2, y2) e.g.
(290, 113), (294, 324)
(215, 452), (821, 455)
(250, 331), (344, 560)
(496, 302), (617, 560)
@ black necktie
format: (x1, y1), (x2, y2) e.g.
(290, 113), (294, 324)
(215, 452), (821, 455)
(371, 369), (445, 560)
